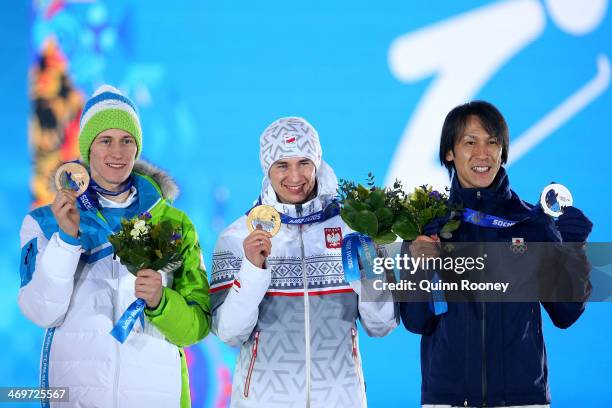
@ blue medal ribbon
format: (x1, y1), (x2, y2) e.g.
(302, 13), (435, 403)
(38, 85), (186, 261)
(110, 298), (146, 343)
(280, 203), (340, 225)
(462, 208), (529, 228)
(341, 232), (378, 282)
(76, 188), (100, 212)
(429, 272), (448, 316)
(246, 200), (340, 226)
(60, 163), (99, 212)
(90, 175), (134, 196)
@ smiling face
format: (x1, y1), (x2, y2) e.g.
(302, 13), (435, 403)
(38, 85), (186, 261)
(268, 157), (317, 204)
(89, 128), (137, 191)
(445, 115), (503, 189)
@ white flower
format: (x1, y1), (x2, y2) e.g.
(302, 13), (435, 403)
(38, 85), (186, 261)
(129, 219), (149, 240)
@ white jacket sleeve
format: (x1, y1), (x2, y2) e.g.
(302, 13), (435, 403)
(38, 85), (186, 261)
(211, 233), (271, 347)
(350, 270), (399, 337)
(17, 215), (82, 328)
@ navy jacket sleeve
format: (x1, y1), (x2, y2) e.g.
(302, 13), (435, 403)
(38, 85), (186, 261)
(541, 219), (592, 329)
(399, 301), (440, 335)
(398, 241), (440, 335)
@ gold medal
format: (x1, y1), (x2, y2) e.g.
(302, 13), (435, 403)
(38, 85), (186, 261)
(54, 162), (90, 196)
(247, 205), (282, 236)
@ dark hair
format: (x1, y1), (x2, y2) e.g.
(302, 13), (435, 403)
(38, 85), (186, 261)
(439, 100), (509, 177)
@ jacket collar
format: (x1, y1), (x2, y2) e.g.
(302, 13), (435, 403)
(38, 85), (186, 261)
(80, 161), (175, 224)
(449, 167), (513, 213)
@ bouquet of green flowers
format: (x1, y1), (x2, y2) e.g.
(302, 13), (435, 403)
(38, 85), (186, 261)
(108, 212), (183, 275)
(107, 212), (184, 343)
(338, 173), (406, 244)
(393, 185), (461, 241)
(338, 175), (461, 243)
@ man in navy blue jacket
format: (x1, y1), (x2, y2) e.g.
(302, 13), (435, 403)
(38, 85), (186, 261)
(400, 101), (592, 407)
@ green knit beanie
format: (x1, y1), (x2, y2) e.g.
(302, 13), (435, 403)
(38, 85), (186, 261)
(78, 85), (142, 165)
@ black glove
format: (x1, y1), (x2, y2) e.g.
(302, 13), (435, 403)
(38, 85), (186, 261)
(556, 206), (593, 242)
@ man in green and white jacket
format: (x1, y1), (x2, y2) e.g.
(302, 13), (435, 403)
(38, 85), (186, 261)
(18, 85), (210, 408)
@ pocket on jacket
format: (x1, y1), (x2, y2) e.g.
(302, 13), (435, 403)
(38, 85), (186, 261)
(502, 304), (547, 396)
(20, 238), (38, 287)
(528, 304), (544, 358)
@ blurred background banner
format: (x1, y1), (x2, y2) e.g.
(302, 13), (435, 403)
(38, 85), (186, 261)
(1, 0), (610, 406)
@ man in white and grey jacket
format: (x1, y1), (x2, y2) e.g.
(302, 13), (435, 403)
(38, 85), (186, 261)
(211, 116), (397, 408)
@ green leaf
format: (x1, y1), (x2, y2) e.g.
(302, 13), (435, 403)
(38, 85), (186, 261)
(375, 207), (394, 231)
(366, 189), (385, 210)
(434, 204), (449, 218)
(125, 264), (141, 275)
(346, 199), (367, 212)
(353, 210), (378, 237)
(340, 209), (359, 231)
(440, 219), (461, 234)
(357, 184), (370, 200)
(392, 218), (419, 241)
(373, 230), (397, 244)
(418, 207), (434, 230)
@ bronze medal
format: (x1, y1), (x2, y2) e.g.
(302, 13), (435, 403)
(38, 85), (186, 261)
(55, 162), (90, 196)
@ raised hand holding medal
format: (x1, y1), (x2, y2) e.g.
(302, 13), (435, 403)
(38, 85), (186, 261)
(51, 162), (91, 238)
(540, 183), (573, 218)
(247, 205), (282, 236)
(54, 162), (90, 195)
(539, 182), (593, 242)
(244, 205), (281, 268)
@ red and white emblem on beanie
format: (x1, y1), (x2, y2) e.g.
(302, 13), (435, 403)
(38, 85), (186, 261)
(284, 133), (298, 148)
(259, 117), (322, 175)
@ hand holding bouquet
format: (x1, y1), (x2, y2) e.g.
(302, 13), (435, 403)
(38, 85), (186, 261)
(107, 212), (183, 343)
(394, 184), (461, 241)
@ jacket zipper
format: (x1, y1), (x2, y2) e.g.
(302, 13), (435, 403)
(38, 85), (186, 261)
(113, 257), (120, 408)
(351, 328), (364, 391)
(482, 302), (487, 407)
(243, 331), (260, 398)
(464, 304), (470, 408)
(476, 190), (487, 407)
(296, 205), (311, 407)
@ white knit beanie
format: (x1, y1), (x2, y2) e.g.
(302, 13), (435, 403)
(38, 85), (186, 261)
(259, 116), (322, 175)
